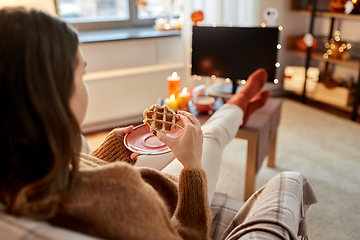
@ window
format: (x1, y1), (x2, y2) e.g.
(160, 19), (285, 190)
(57, 0), (183, 32)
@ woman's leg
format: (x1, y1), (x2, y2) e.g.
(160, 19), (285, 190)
(162, 69), (269, 201)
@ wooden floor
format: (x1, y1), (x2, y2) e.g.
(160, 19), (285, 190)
(84, 93), (360, 148)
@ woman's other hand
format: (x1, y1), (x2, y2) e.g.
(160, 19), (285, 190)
(118, 126), (140, 160)
(155, 111), (203, 169)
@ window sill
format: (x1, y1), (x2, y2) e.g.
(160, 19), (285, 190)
(78, 27), (181, 43)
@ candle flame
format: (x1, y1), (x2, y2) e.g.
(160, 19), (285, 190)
(171, 72), (178, 78)
(170, 94), (176, 100)
(182, 87), (188, 94)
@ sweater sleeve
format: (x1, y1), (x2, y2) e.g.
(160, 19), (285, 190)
(89, 128), (136, 165)
(172, 169), (212, 240)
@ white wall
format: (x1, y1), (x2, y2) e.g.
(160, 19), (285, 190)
(80, 36), (186, 132)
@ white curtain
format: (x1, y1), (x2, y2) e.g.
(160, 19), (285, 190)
(0, 0), (57, 15)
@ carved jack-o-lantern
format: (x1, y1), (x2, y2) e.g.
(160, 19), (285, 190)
(191, 11), (204, 25)
(328, 0), (347, 13)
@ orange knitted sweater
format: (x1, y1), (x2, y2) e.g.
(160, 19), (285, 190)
(49, 129), (212, 240)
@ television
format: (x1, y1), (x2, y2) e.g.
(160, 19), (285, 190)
(191, 26), (280, 94)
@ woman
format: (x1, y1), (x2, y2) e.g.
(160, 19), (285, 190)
(0, 7), (317, 240)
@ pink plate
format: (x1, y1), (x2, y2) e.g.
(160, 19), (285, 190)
(124, 124), (184, 155)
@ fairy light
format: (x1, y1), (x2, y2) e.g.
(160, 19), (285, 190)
(275, 62), (280, 67)
(274, 79), (279, 84)
(159, 18), (165, 24)
(240, 80), (246, 84)
(325, 42), (330, 48)
(244, 22), (248, 27)
(339, 47), (344, 52)
(164, 23), (170, 30)
(277, 44), (282, 49)
(261, 23), (266, 28)
(211, 75), (216, 79)
(229, 22), (233, 27)
(189, 48), (193, 52)
(193, 75), (198, 79)
(225, 78), (231, 83)
(330, 44), (336, 49)
(347, 43), (352, 49)
(323, 53), (329, 58)
(327, 49), (332, 55)
(335, 36), (341, 41)
(212, 23), (216, 27)
(188, 64), (192, 68)
(278, 26), (283, 31)
(197, 76), (202, 80)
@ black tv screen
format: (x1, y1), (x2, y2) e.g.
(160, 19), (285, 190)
(191, 26), (279, 92)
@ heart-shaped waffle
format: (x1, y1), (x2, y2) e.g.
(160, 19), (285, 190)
(143, 104), (180, 133)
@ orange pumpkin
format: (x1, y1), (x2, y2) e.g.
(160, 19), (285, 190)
(191, 11), (204, 25)
(328, 0), (347, 13)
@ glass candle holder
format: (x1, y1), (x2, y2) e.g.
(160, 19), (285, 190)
(167, 72), (181, 98)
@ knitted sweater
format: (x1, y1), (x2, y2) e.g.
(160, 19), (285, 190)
(49, 129), (212, 240)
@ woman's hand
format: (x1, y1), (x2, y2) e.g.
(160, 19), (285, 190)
(155, 111), (203, 169)
(118, 126), (140, 160)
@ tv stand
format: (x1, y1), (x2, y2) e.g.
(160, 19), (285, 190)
(231, 79), (238, 94)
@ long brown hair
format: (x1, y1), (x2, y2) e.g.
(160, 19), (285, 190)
(0, 7), (81, 219)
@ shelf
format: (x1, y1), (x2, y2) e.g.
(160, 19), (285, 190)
(287, 49), (360, 68)
(286, 35), (360, 68)
(288, 89), (360, 114)
(289, 9), (360, 20)
(287, 0), (360, 121)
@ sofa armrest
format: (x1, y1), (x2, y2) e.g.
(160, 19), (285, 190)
(0, 212), (100, 240)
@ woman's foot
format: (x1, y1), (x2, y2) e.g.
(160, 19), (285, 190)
(226, 68), (268, 112)
(241, 90), (270, 127)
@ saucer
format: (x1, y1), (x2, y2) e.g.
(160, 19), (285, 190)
(124, 124), (184, 155)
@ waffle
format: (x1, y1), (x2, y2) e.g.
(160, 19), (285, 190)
(143, 104), (180, 133)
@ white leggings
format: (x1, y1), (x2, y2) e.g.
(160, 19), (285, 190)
(135, 104), (243, 201)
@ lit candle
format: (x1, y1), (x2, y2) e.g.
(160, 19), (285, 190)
(178, 87), (190, 110)
(165, 94), (179, 111)
(167, 72), (181, 98)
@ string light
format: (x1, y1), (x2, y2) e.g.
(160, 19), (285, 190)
(193, 75), (198, 79)
(211, 75), (216, 79)
(188, 64), (192, 68)
(225, 78), (231, 83)
(274, 79), (279, 84)
(164, 23), (170, 30)
(240, 80), (246, 84)
(229, 22), (233, 27)
(261, 23), (266, 28)
(189, 48), (193, 52)
(197, 76), (202, 80)
(212, 23), (216, 27)
(275, 62), (280, 67)
(278, 26), (283, 31)
(244, 22), (248, 27)
(277, 44), (282, 49)
(323, 53), (329, 58)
